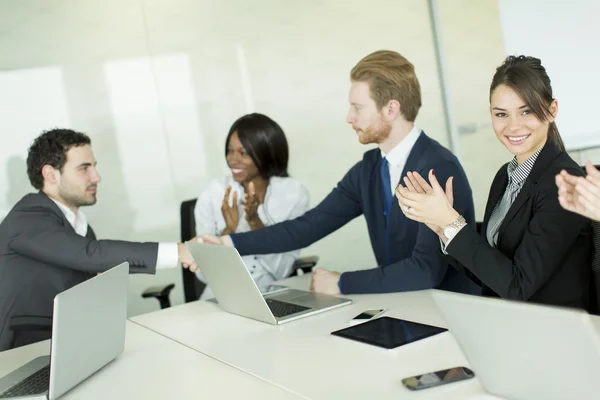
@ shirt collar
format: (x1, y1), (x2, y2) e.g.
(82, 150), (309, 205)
(507, 148), (542, 185)
(380, 125), (421, 167)
(50, 198), (88, 236)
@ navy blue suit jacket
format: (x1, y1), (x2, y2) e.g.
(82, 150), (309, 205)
(231, 132), (480, 294)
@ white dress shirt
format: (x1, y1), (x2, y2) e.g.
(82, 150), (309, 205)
(194, 176), (309, 293)
(51, 198), (178, 270)
(381, 125), (422, 194)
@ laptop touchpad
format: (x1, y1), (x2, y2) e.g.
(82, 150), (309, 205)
(271, 289), (317, 303)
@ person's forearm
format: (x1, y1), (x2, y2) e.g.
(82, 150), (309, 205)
(435, 209), (460, 232)
(247, 217), (265, 231)
(11, 226), (158, 273)
(221, 226), (236, 235)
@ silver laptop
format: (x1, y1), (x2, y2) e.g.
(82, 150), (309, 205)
(0, 262), (129, 399)
(432, 290), (600, 400)
(187, 242), (352, 324)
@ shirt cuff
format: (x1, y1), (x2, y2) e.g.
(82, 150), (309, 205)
(440, 224), (468, 254)
(439, 237), (449, 255)
(338, 272), (345, 294)
(156, 242), (179, 270)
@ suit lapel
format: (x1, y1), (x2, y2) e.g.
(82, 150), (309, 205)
(40, 192), (72, 227)
(399, 132), (429, 182)
(86, 225), (97, 240)
(386, 131), (430, 230)
(494, 140), (562, 242)
(496, 179), (532, 237)
(39, 192), (88, 237)
(482, 167), (508, 236)
(390, 133), (429, 223)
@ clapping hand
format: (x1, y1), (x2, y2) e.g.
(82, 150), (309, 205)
(221, 186), (239, 235)
(395, 169), (459, 234)
(243, 182), (265, 230)
(556, 161), (600, 221)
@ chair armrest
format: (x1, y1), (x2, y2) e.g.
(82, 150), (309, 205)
(292, 255), (319, 276)
(10, 316), (53, 332)
(142, 283), (175, 309)
(10, 316), (53, 349)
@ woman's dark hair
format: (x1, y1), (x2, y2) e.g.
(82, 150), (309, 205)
(26, 128), (92, 190)
(490, 55), (565, 151)
(225, 113), (289, 179)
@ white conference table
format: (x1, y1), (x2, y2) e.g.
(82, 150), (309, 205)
(0, 321), (304, 399)
(131, 274), (504, 400)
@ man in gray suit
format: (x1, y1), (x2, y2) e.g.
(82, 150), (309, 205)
(0, 128), (198, 351)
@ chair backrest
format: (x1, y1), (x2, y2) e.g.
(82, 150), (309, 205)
(179, 198), (318, 300)
(10, 315), (52, 349)
(180, 199), (206, 302)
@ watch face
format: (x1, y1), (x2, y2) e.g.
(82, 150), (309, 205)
(444, 226), (458, 238)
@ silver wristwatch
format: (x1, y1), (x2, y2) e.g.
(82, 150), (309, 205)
(443, 215), (467, 241)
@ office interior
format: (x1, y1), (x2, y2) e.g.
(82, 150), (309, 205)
(1, 1), (599, 328)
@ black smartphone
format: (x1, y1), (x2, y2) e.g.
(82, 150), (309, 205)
(352, 308), (386, 321)
(402, 367), (475, 390)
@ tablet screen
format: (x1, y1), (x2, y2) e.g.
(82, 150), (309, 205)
(331, 316), (447, 349)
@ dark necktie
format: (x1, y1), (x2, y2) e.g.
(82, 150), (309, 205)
(380, 157), (392, 217)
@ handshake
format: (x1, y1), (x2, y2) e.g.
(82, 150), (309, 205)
(176, 234), (234, 273)
(176, 234), (342, 296)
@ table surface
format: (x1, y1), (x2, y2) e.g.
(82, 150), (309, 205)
(0, 320), (305, 399)
(131, 274), (505, 400)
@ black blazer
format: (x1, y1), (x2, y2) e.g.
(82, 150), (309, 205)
(447, 140), (593, 310)
(0, 193), (159, 350)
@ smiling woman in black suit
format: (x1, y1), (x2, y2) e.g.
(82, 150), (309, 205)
(396, 55), (594, 310)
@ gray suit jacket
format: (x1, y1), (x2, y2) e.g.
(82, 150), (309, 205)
(0, 192), (158, 350)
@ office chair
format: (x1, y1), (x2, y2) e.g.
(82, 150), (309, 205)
(9, 315), (52, 350)
(142, 198), (319, 307)
(179, 199), (208, 303)
(141, 283), (175, 308)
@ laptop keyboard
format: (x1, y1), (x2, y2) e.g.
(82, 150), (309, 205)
(265, 298), (310, 318)
(0, 365), (50, 398)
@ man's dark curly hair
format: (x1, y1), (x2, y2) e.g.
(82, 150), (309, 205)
(26, 128), (92, 190)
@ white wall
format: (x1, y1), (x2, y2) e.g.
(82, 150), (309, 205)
(497, 0), (600, 151)
(0, 0), (508, 316)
